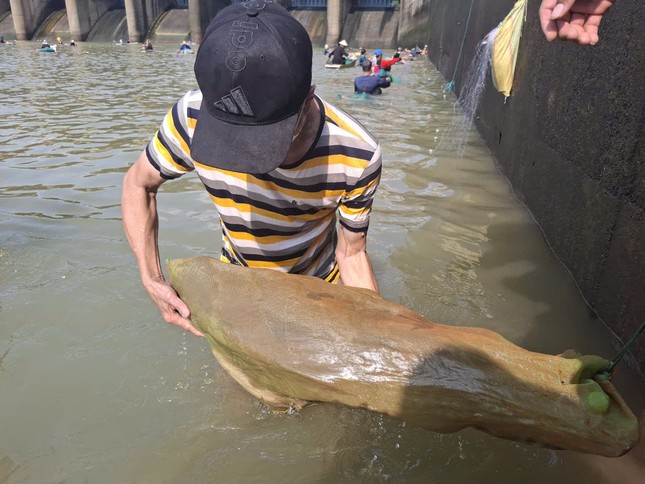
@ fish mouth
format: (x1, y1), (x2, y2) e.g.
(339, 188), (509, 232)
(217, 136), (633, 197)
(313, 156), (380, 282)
(551, 355), (641, 456)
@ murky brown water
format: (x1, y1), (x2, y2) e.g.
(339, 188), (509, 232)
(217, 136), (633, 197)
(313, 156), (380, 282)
(1, 41), (643, 483)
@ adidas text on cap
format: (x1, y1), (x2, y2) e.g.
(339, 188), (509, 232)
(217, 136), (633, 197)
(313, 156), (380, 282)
(191, 1), (313, 174)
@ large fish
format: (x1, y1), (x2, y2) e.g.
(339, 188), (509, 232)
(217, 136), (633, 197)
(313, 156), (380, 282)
(168, 256), (640, 457)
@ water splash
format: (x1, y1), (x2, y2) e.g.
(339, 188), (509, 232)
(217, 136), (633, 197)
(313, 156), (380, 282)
(436, 27), (499, 158)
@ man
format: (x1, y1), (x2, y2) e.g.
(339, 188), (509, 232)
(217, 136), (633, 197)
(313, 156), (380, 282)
(539, 0), (615, 45)
(378, 52), (401, 80)
(371, 49), (383, 75)
(122, 2), (381, 336)
(327, 40), (348, 65)
(354, 61), (391, 95)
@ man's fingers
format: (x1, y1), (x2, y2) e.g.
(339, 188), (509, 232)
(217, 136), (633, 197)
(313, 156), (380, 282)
(584, 14), (603, 44)
(165, 310), (204, 337)
(173, 297), (190, 319)
(181, 321), (204, 337)
(551, 0), (577, 19)
(539, 0), (559, 39)
(539, 0), (613, 44)
(555, 16), (573, 40)
(569, 13), (591, 43)
(161, 285), (190, 318)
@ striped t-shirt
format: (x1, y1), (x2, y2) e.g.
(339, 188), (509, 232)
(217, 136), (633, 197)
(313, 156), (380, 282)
(146, 89), (381, 282)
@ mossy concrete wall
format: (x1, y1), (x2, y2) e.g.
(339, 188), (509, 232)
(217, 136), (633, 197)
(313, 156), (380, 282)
(427, 0), (644, 374)
(397, 0), (429, 48)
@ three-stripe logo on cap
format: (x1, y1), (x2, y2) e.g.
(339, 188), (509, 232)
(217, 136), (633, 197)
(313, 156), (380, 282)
(214, 87), (255, 117)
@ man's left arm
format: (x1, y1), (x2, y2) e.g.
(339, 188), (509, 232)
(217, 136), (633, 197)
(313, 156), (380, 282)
(336, 225), (379, 293)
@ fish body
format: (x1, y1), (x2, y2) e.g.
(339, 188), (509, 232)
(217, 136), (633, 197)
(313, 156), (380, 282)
(168, 256), (640, 457)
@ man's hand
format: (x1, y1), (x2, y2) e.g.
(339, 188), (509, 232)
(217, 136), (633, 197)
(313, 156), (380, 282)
(539, 0), (615, 45)
(144, 277), (204, 337)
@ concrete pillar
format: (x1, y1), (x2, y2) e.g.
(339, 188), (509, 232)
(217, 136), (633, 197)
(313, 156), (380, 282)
(65, 0), (91, 41)
(124, 0), (145, 42)
(326, 0), (342, 46)
(188, 0), (202, 43)
(9, 0), (30, 40)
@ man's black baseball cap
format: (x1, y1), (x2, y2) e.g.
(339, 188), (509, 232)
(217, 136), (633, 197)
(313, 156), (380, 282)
(191, 1), (313, 174)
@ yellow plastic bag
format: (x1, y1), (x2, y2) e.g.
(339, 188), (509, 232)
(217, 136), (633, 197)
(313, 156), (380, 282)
(491, 0), (528, 98)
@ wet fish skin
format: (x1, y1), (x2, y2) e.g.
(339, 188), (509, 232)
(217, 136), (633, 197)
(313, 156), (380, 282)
(168, 256), (640, 457)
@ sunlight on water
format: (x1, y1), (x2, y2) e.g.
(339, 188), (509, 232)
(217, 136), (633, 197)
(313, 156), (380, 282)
(0, 42), (642, 483)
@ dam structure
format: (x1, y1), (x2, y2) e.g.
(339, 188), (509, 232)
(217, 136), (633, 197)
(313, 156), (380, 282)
(0, 0), (429, 47)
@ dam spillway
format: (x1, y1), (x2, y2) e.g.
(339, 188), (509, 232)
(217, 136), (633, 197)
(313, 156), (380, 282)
(0, 0), (425, 47)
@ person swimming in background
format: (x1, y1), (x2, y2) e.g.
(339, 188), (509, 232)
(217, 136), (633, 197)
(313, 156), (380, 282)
(378, 52), (401, 80)
(327, 40), (348, 65)
(371, 49), (383, 75)
(41, 39), (50, 48)
(70, 39), (77, 47)
(354, 60), (391, 95)
(142, 39), (153, 52)
(178, 40), (192, 53)
(358, 48), (367, 64)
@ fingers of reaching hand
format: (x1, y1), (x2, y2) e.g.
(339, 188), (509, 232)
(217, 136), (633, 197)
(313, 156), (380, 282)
(162, 305), (203, 337)
(152, 281), (203, 336)
(178, 320), (204, 337)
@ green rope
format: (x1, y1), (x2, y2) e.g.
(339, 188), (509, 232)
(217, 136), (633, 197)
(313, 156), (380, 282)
(597, 321), (645, 377)
(443, 0), (476, 93)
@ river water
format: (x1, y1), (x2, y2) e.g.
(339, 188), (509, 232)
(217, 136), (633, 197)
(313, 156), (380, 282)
(1, 42), (643, 483)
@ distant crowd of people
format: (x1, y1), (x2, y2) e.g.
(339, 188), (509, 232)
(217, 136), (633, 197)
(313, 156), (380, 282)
(0, 35), (197, 53)
(324, 40), (428, 96)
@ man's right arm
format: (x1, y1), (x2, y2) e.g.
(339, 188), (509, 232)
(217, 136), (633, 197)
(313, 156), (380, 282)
(121, 150), (203, 336)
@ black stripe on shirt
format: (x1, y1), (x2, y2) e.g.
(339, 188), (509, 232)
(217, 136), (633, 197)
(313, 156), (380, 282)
(157, 130), (193, 171)
(146, 145), (181, 180)
(351, 164), (381, 190)
(205, 187), (321, 217)
(241, 246), (309, 262)
(307, 144), (374, 161)
(252, 171), (348, 194)
(339, 218), (369, 233)
(223, 222), (304, 238)
(170, 103), (190, 149)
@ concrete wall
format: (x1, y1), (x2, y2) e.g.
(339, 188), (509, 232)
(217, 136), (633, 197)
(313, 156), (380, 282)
(124, 0), (177, 42)
(66, 0), (120, 41)
(397, 0), (429, 48)
(9, 0), (63, 39)
(342, 9), (398, 49)
(427, 0), (645, 373)
(0, 11), (15, 39)
(153, 7), (189, 41)
(291, 9), (326, 47)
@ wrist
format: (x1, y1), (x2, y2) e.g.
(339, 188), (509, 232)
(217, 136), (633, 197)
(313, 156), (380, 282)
(141, 272), (165, 289)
